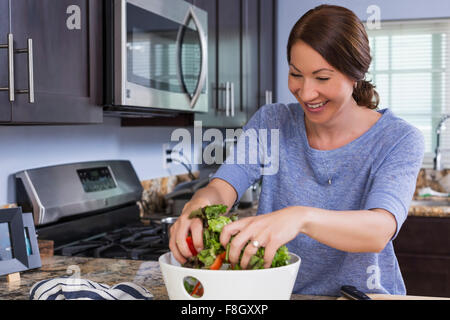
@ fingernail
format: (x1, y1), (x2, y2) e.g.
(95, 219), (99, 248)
(196, 248), (202, 253)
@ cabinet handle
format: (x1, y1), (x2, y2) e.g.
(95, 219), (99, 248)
(265, 90), (273, 105)
(230, 82), (234, 117)
(27, 38), (35, 103)
(0, 33), (15, 102)
(225, 82), (230, 117)
(15, 38), (35, 103)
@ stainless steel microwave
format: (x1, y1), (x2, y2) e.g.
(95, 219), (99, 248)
(105, 0), (208, 113)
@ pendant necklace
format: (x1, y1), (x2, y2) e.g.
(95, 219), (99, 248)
(321, 155), (333, 185)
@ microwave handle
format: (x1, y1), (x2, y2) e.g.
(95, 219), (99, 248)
(177, 6), (208, 109)
(191, 7), (208, 109)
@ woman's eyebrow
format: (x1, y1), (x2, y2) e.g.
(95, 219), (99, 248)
(289, 64), (334, 74)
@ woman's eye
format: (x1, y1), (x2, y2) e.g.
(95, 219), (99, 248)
(317, 77), (330, 81)
(289, 73), (302, 78)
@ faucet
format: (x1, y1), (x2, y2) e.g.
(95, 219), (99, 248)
(433, 114), (450, 170)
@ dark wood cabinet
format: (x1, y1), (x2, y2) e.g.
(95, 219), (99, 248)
(0, 0), (102, 124)
(194, 0), (275, 129)
(393, 216), (450, 298)
(258, 0), (275, 109)
(0, 0), (11, 122)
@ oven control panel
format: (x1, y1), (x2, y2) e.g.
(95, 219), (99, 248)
(15, 160), (143, 226)
(77, 166), (117, 193)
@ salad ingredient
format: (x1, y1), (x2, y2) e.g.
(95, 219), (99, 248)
(190, 281), (201, 296)
(183, 204), (291, 270)
(186, 236), (198, 256)
(209, 251), (226, 270)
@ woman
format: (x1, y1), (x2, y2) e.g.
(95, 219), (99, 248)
(169, 4), (424, 296)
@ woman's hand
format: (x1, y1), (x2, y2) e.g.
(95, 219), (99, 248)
(169, 199), (210, 264)
(219, 207), (304, 269)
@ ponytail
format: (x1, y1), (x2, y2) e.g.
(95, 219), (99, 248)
(353, 80), (379, 110)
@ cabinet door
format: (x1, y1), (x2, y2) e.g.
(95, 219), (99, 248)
(242, 0), (259, 123)
(0, 0), (12, 122)
(217, 0), (246, 128)
(259, 0), (275, 107)
(9, 0), (102, 124)
(193, 0), (221, 128)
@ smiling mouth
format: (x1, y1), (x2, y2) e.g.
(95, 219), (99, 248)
(306, 101), (328, 108)
(304, 100), (329, 111)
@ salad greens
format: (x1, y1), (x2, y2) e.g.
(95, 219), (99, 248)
(183, 204), (291, 270)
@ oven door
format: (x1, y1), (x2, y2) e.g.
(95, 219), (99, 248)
(114, 0), (208, 112)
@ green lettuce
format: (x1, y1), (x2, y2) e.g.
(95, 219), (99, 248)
(184, 204), (291, 270)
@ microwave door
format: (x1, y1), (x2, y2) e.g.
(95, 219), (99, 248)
(176, 7), (208, 109)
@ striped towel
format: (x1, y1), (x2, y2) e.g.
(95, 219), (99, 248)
(30, 277), (153, 300)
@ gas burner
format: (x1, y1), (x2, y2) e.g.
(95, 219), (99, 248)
(56, 221), (170, 261)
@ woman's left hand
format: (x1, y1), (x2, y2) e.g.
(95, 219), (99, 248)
(219, 207), (304, 269)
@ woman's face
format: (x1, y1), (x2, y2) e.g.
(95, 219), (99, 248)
(288, 41), (356, 125)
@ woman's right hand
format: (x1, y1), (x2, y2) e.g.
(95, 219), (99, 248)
(169, 199), (210, 264)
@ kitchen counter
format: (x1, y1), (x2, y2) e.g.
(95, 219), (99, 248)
(0, 255), (333, 300)
(237, 201), (450, 218)
(1, 204), (446, 301)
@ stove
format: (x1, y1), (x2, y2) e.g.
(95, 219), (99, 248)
(15, 160), (171, 261)
(56, 222), (169, 260)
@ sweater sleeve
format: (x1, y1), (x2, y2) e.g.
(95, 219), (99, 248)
(211, 106), (271, 204)
(363, 128), (425, 239)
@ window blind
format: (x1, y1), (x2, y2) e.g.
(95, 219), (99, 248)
(366, 19), (450, 168)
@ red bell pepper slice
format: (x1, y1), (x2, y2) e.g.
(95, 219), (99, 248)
(209, 251), (226, 270)
(186, 236), (198, 256)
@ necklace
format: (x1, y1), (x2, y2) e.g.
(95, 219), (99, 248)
(321, 155), (333, 185)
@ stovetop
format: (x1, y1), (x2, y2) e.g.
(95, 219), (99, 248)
(55, 220), (170, 261)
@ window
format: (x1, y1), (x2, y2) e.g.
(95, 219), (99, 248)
(366, 19), (450, 168)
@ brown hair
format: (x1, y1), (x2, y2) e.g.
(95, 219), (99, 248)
(287, 4), (379, 109)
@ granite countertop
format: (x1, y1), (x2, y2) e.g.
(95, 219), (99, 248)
(0, 204), (336, 301)
(408, 197), (450, 218)
(0, 255), (334, 301)
(240, 201), (450, 218)
(0, 203), (444, 301)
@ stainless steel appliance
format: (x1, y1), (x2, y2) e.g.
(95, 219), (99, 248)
(105, 0), (208, 114)
(15, 160), (170, 261)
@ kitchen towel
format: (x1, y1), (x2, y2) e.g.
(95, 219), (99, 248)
(30, 277), (153, 300)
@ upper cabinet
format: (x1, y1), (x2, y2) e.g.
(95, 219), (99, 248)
(0, 0), (102, 124)
(194, 0), (276, 129)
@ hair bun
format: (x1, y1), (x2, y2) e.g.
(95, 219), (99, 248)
(353, 80), (379, 109)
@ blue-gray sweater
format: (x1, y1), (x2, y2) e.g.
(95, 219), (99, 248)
(212, 103), (425, 296)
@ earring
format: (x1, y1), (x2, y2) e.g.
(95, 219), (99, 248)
(354, 81), (358, 89)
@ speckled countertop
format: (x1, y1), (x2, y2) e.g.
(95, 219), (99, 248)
(0, 203), (445, 301)
(408, 197), (450, 218)
(240, 201), (450, 218)
(0, 204), (335, 301)
(0, 255), (334, 301)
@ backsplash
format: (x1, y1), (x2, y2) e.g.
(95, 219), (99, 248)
(137, 171), (200, 219)
(2, 168), (447, 215)
(415, 169), (450, 196)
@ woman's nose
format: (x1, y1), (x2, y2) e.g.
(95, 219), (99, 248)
(298, 80), (319, 102)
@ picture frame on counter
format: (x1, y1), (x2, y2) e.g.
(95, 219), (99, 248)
(0, 208), (41, 277)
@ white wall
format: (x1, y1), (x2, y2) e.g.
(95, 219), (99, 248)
(0, 116), (199, 204)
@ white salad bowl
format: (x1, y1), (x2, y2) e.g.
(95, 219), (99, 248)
(158, 251), (301, 300)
